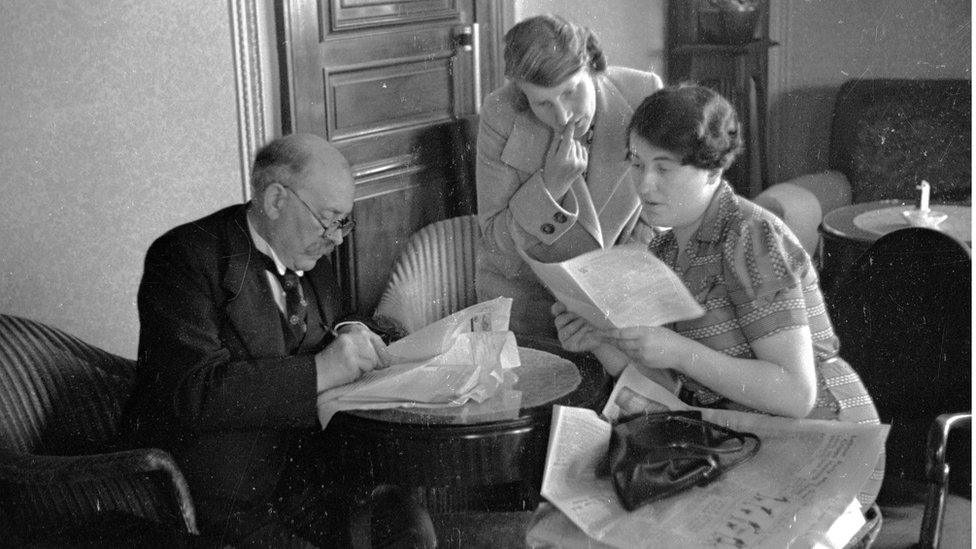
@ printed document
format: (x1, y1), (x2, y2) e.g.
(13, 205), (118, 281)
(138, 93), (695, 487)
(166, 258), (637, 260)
(521, 243), (704, 329)
(316, 297), (519, 426)
(529, 365), (888, 548)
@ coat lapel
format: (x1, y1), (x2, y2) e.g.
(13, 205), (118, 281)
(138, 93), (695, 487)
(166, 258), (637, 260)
(587, 73), (636, 217)
(500, 105), (605, 245)
(500, 110), (550, 174)
(222, 207), (288, 357)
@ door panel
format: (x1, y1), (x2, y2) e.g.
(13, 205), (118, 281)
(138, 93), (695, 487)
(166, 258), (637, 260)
(329, 60), (454, 137)
(278, 0), (503, 314)
(330, 0), (458, 31)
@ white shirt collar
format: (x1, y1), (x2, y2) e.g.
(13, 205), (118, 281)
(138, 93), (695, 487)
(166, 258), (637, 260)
(246, 210), (304, 276)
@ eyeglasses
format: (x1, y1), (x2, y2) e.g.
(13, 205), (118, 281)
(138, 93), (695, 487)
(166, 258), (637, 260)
(281, 185), (356, 238)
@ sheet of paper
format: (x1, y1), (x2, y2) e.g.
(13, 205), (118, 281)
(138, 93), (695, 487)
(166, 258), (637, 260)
(538, 404), (887, 548)
(521, 243), (704, 329)
(386, 296), (512, 362)
(601, 364), (689, 421)
(526, 497), (865, 549)
(316, 298), (520, 427)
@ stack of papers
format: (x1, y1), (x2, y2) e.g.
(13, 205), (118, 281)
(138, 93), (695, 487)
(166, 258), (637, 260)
(316, 297), (520, 426)
(528, 366), (889, 548)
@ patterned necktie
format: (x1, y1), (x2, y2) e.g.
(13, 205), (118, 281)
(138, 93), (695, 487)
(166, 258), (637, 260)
(262, 257), (308, 340)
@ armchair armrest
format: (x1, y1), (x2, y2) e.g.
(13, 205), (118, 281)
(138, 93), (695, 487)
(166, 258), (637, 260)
(919, 412), (971, 549)
(778, 170), (853, 216)
(754, 183), (823, 257)
(0, 446), (198, 535)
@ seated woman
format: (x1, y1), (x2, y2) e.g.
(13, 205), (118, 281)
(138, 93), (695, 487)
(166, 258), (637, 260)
(552, 84), (882, 508)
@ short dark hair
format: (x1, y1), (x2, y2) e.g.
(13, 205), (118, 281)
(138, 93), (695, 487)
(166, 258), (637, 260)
(503, 14), (607, 88)
(628, 85), (743, 171)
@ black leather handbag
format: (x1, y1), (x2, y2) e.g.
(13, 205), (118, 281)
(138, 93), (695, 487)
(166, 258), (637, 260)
(603, 410), (761, 511)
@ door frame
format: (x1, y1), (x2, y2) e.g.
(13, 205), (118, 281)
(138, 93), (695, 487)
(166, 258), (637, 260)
(228, 0), (512, 198)
(274, 0), (511, 138)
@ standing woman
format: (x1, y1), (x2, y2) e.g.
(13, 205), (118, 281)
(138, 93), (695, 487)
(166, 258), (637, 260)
(553, 85), (883, 508)
(476, 14), (663, 338)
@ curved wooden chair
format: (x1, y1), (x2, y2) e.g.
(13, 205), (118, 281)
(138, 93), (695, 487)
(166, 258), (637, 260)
(373, 215), (481, 336)
(827, 228), (971, 548)
(0, 314), (198, 546)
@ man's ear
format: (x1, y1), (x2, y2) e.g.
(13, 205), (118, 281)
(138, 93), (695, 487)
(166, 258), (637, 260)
(262, 183), (287, 220)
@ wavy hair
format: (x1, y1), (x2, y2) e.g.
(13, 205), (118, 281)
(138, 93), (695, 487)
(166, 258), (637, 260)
(628, 85), (743, 171)
(503, 14), (606, 88)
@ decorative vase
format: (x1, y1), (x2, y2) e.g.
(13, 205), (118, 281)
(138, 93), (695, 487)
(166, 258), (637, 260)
(698, 7), (760, 45)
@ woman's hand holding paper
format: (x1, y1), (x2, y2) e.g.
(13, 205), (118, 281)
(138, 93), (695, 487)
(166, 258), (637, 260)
(600, 326), (691, 372)
(552, 301), (600, 353)
(551, 301), (630, 378)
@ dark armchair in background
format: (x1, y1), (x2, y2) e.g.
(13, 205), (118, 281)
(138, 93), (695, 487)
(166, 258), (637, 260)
(0, 314), (197, 546)
(825, 78), (971, 205)
(755, 78), (971, 265)
(778, 78), (970, 211)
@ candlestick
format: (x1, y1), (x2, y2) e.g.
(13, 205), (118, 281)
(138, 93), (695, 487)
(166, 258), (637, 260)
(917, 180), (931, 212)
(903, 179), (946, 228)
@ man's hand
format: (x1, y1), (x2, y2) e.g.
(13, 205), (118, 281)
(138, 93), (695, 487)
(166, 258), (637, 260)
(541, 117), (588, 200)
(315, 324), (392, 393)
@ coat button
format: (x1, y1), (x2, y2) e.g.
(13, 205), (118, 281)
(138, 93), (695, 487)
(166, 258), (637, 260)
(541, 223), (555, 234)
(553, 212), (568, 223)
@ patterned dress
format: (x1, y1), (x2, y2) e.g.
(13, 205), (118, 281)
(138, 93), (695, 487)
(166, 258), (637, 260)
(648, 181), (883, 508)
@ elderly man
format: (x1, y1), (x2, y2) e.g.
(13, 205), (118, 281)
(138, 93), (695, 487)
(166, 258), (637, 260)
(128, 133), (433, 547)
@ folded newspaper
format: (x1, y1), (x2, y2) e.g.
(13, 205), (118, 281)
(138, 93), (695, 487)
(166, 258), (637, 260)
(527, 365), (889, 549)
(520, 243), (704, 329)
(316, 297), (520, 426)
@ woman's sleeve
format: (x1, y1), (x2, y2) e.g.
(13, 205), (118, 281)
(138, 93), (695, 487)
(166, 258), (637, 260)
(475, 105), (580, 257)
(723, 215), (815, 342)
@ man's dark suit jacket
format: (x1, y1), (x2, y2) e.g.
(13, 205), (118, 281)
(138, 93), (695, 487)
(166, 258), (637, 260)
(128, 203), (345, 529)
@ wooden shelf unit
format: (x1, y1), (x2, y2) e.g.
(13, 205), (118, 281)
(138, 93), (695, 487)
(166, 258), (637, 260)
(666, 2), (775, 198)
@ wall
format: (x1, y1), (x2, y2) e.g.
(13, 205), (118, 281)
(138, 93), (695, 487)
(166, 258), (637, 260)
(513, 0), (666, 75)
(768, 0), (971, 182)
(0, 2), (243, 358)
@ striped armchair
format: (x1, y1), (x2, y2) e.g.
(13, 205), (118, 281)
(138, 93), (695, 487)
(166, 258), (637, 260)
(373, 215), (481, 336)
(0, 314), (197, 545)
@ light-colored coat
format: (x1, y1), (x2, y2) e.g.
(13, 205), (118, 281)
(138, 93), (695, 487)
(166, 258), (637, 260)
(475, 66), (663, 337)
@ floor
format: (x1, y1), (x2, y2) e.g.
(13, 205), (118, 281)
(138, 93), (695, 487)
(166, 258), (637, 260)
(429, 499), (974, 548)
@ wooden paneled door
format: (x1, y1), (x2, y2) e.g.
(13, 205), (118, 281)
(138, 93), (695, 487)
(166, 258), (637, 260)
(277, 0), (506, 314)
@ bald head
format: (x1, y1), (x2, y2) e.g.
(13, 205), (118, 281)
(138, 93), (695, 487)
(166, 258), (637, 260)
(251, 133), (353, 197)
(248, 133), (356, 271)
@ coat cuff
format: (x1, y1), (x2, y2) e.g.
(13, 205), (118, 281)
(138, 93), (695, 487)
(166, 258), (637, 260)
(509, 171), (579, 245)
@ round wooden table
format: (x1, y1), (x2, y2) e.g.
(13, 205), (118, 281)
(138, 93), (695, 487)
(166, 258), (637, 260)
(319, 335), (611, 513)
(820, 199), (971, 294)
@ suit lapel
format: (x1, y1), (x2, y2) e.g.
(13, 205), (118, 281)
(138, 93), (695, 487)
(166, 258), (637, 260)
(222, 206), (289, 357)
(587, 73), (635, 217)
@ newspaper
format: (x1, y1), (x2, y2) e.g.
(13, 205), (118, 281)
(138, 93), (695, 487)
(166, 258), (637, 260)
(316, 297), (520, 426)
(530, 365), (889, 549)
(384, 296), (514, 362)
(519, 242), (704, 329)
